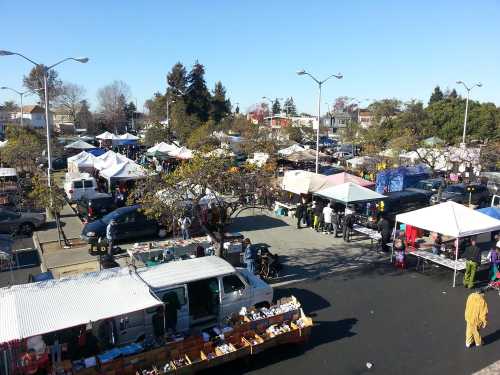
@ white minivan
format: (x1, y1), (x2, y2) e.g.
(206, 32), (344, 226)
(106, 257), (273, 344)
(64, 172), (100, 202)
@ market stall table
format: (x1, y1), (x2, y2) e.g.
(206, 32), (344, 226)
(408, 249), (490, 273)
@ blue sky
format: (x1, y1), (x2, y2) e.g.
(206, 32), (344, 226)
(1, 0), (499, 114)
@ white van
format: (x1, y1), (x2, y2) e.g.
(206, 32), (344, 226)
(107, 257), (273, 345)
(64, 172), (99, 202)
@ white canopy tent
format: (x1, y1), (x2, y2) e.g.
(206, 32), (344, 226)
(100, 161), (147, 181)
(67, 151), (96, 173)
(315, 182), (385, 203)
(278, 144), (305, 156)
(119, 132), (139, 140)
(395, 201), (500, 287)
(281, 170), (336, 195)
(169, 146), (193, 160)
(64, 140), (95, 150)
(147, 142), (180, 155)
(94, 150), (132, 171)
(0, 267), (161, 344)
(96, 131), (118, 140)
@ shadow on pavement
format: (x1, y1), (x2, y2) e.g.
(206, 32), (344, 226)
(483, 329), (500, 345)
(274, 287), (331, 313)
(229, 215), (288, 232)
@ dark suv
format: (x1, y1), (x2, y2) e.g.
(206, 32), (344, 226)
(431, 183), (490, 206)
(76, 193), (115, 222)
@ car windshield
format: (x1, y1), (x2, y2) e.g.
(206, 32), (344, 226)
(100, 209), (124, 224)
(446, 185), (465, 193)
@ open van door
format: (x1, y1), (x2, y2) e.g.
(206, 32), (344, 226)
(219, 274), (251, 317)
(155, 286), (190, 333)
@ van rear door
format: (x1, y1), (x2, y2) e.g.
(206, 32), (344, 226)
(219, 274), (251, 317)
(155, 286), (190, 332)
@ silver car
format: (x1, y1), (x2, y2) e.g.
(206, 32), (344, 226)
(0, 208), (46, 235)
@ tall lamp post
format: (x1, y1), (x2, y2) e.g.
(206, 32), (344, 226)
(0, 50), (88, 190)
(456, 81), (482, 146)
(0, 86), (43, 127)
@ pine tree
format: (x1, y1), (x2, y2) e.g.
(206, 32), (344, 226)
(186, 61), (211, 122)
(75, 100), (94, 133)
(210, 81), (231, 124)
(283, 97), (297, 116)
(167, 62), (188, 96)
(272, 98), (281, 114)
(429, 86), (444, 105)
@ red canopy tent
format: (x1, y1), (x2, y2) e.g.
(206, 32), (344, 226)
(325, 172), (375, 188)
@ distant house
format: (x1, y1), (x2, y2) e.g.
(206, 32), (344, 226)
(53, 109), (75, 134)
(14, 105), (53, 129)
(358, 109), (373, 128)
(0, 107), (14, 136)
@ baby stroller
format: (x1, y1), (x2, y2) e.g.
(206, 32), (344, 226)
(256, 246), (282, 280)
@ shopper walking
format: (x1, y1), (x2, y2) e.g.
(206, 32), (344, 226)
(343, 209), (356, 242)
(322, 203), (333, 234)
(296, 199), (307, 229)
(243, 238), (256, 274)
(487, 241), (500, 281)
(178, 216), (192, 240)
(465, 290), (488, 348)
(106, 219), (117, 256)
(377, 215), (391, 251)
(312, 201), (323, 231)
(463, 238), (481, 289)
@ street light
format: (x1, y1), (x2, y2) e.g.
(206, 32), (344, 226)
(297, 69), (342, 173)
(456, 80), (482, 145)
(0, 86), (43, 127)
(0, 50), (88, 191)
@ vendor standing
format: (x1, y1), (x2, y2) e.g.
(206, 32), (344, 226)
(463, 238), (481, 289)
(106, 219), (117, 256)
(243, 238), (256, 274)
(377, 215), (391, 252)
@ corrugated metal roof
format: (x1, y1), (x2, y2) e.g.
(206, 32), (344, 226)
(138, 256), (235, 289)
(0, 267), (161, 344)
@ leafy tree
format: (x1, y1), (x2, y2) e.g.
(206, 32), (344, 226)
(55, 82), (86, 122)
(429, 86), (444, 105)
(167, 62), (188, 97)
(75, 100), (94, 133)
(272, 98), (281, 114)
(283, 126), (303, 143)
(186, 61), (211, 123)
(23, 65), (63, 103)
(124, 101), (136, 122)
(186, 122), (219, 150)
(0, 125), (44, 172)
(145, 92), (168, 122)
(210, 81), (231, 124)
(170, 99), (201, 143)
(143, 122), (172, 146)
(1, 101), (19, 113)
(283, 97), (297, 116)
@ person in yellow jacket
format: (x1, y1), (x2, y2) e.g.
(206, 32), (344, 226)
(465, 290), (488, 348)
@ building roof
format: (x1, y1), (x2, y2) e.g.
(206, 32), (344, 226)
(138, 256), (235, 289)
(20, 105), (45, 114)
(0, 267), (161, 344)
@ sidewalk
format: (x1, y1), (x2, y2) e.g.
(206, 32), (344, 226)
(227, 208), (388, 286)
(36, 203), (84, 243)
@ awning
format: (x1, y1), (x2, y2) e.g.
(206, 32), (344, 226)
(100, 161), (147, 180)
(324, 172), (374, 187)
(315, 182), (385, 203)
(64, 140), (95, 150)
(0, 268), (161, 344)
(96, 131), (118, 140)
(94, 151), (132, 171)
(281, 170), (335, 195)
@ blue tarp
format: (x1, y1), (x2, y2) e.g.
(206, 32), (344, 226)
(375, 165), (430, 193)
(87, 148), (107, 157)
(477, 207), (500, 220)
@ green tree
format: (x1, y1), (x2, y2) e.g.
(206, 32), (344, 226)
(23, 65), (63, 103)
(145, 92), (168, 122)
(143, 122), (172, 146)
(186, 122), (219, 150)
(283, 97), (297, 116)
(0, 125), (44, 172)
(186, 61), (211, 122)
(272, 98), (281, 114)
(1, 101), (19, 113)
(167, 62), (188, 97)
(210, 81), (231, 124)
(75, 100), (94, 133)
(429, 86), (444, 105)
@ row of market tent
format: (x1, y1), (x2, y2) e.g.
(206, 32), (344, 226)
(64, 132), (140, 151)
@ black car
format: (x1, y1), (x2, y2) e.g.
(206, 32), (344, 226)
(76, 193), (116, 222)
(431, 183), (490, 206)
(80, 205), (166, 244)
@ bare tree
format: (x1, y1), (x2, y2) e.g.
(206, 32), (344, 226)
(55, 83), (86, 122)
(97, 80), (131, 132)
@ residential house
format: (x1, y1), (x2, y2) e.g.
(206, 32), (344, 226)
(358, 109), (373, 128)
(14, 105), (53, 129)
(53, 109), (75, 134)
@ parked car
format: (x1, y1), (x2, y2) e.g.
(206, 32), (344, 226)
(431, 183), (490, 206)
(413, 178), (445, 193)
(0, 208), (46, 235)
(64, 172), (100, 202)
(333, 151), (354, 160)
(76, 193), (115, 222)
(80, 205), (167, 244)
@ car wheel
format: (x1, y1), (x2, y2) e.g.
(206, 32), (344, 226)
(158, 228), (167, 238)
(19, 222), (35, 236)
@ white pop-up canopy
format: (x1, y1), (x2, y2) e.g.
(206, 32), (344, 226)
(281, 170), (335, 195)
(169, 146), (193, 160)
(395, 201), (500, 287)
(119, 132), (139, 140)
(278, 144), (305, 156)
(94, 150), (131, 171)
(67, 151), (96, 173)
(147, 142), (180, 155)
(0, 267), (161, 344)
(96, 131), (118, 140)
(64, 140), (95, 150)
(100, 161), (147, 181)
(315, 182), (385, 203)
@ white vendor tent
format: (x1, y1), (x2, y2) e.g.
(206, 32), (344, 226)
(147, 142), (180, 155)
(100, 161), (147, 181)
(278, 144), (305, 156)
(64, 140), (95, 150)
(96, 131), (118, 140)
(315, 182), (385, 203)
(281, 170), (335, 195)
(0, 267), (161, 344)
(94, 150), (131, 171)
(170, 146), (193, 160)
(395, 201), (500, 287)
(67, 151), (96, 173)
(119, 132), (139, 140)
(346, 156), (378, 169)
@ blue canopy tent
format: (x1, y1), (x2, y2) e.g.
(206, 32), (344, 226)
(87, 148), (107, 157)
(477, 207), (500, 220)
(375, 165), (430, 193)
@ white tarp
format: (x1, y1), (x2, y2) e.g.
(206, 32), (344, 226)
(147, 142), (180, 154)
(278, 144), (305, 156)
(64, 140), (95, 150)
(94, 151), (131, 171)
(96, 131), (118, 140)
(100, 161), (147, 180)
(0, 268), (161, 344)
(396, 201), (500, 238)
(346, 156), (377, 168)
(281, 170), (335, 195)
(315, 182), (385, 203)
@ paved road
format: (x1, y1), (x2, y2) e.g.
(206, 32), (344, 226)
(203, 264), (500, 375)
